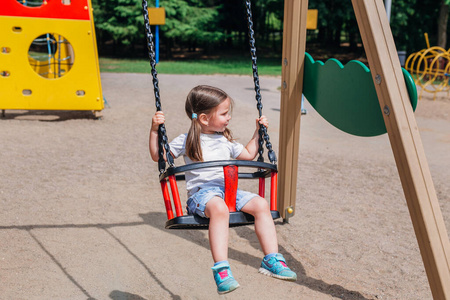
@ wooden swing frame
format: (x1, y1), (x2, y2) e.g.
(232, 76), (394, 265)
(278, 1), (450, 298)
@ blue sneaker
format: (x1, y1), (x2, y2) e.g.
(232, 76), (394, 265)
(259, 253), (297, 281)
(211, 262), (240, 294)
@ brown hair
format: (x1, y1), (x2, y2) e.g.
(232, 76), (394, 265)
(185, 85), (234, 161)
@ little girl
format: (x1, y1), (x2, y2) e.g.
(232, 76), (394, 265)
(149, 85), (296, 294)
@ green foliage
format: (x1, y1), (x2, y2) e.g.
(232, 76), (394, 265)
(91, 0), (448, 59)
(390, 0), (416, 50)
(308, 0), (446, 52)
(390, 0), (443, 51)
(160, 0), (225, 44)
(309, 0), (357, 47)
(92, 0), (143, 46)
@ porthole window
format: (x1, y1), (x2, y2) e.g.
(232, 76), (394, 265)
(28, 33), (74, 79)
(16, 0), (45, 8)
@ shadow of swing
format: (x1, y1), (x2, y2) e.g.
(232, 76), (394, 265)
(1, 211), (369, 300)
(109, 290), (148, 300)
(235, 224), (371, 300)
(27, 230), (96, 300)
(1, 216), (181, 300)
(140, 212), (371, 300)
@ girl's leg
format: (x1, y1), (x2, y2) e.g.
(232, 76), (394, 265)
(205, 196), (230, 262)
(240, 196), (278, 255)
(242, 197), (297, 281)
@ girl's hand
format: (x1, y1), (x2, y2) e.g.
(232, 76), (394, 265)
(152, 111), (165, 131)
(257, 115), (269, 129)
(238, 115), (270, 161)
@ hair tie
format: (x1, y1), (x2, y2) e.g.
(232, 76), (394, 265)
(191, 113), (197, 119)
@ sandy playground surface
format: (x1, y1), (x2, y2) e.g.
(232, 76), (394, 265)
(1, 73), (449, 300)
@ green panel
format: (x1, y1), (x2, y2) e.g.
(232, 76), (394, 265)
(402, 68), (418, 111)
(303, 52), (417, 137)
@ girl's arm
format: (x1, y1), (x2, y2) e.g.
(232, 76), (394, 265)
(149, 111), (165, 162)
(236, 115), (269, 160)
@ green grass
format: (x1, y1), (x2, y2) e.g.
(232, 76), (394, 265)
(99, 57), (282, 76)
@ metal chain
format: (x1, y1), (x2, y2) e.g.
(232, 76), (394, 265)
(142, 0), (275, 167)
(244, 0), (277, 164)
(142, 0), (174, 172)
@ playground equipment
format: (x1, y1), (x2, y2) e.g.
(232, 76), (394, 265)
(142, 0), (449, 296)
(143, 0), (279, 229)
(0, 0), (103, 116)
(405, 33), (450, 100)
(280, 1), (449, 299)
(144, 0), (449, 296)
(303, 52), (417, 137)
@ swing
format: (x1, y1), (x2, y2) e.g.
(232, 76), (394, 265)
(142, 0), (280, 229)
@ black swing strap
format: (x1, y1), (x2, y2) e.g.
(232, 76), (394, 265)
(244, 0), (277, 164)
(142, 0), (174, 173)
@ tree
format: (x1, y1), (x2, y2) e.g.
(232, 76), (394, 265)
(437, 0), (449, 48)
(308, 0), (360, 50)
(90, 0), (448, 59)
(92, 0), (143, 54)
(160, 0), (225, 55)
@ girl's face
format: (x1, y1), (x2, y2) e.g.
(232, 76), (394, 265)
(202, 97), (231, 134)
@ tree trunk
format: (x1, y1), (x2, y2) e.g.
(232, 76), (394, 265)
(333, 20), (343, 47)
(437, 1), (449, 48)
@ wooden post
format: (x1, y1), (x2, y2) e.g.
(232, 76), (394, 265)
(352, 0), (450, 298)
(278, 0), (308, 220)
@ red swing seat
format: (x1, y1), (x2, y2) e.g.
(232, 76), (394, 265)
(159, 160), (280, 229)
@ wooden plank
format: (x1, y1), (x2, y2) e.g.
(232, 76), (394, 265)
(351, 0), (450, 298)
(278, 0), (308, 220)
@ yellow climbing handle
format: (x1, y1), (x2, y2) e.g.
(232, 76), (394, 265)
(405, 34), (449, 100)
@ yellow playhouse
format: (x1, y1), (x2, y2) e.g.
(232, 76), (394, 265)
(0, 0), (103, 116)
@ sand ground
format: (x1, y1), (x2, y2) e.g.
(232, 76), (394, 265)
(1, 73), (449, 300)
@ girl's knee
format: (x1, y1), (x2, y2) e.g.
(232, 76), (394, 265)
(256, 196), (270, 208)
(205, 197), (229, 218)
(244, 196), (270, 214)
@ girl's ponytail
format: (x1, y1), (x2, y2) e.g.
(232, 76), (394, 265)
(186, 115), (203, 161)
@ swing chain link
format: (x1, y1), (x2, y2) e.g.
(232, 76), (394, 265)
(245, 0), (277, 164)
(142, 0), (174, 173)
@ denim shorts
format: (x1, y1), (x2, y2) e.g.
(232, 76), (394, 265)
(186, 186), (258, 218)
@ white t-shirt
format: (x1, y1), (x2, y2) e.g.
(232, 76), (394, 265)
(169, 133), (244, 196)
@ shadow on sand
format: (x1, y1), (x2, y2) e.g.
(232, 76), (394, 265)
(0, 109), (101, 121)
(1, 211), (370, 299)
